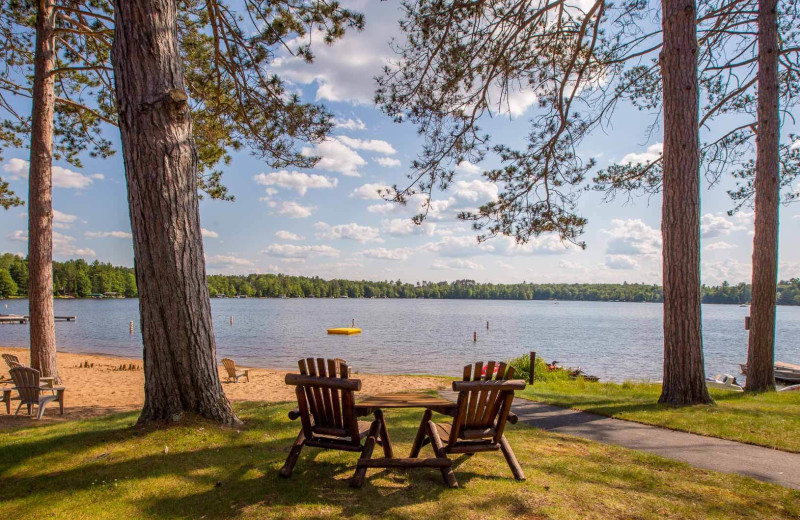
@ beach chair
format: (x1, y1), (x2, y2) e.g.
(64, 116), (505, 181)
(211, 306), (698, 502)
(221, 358), (250, 383)
(412, 361), (527, 482)
(2, 353), (56, 391)
(9, 366), (65, 420)
(2, 353), (22, 369)
(280, 358), (385, 479)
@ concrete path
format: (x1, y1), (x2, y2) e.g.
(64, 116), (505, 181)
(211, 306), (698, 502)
(440, 392), (800, 490)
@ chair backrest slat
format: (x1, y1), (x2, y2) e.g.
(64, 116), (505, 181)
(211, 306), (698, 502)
(327, 358), (343, 428)
(10, 366), (41, 405)
(317, 358), (335, 426)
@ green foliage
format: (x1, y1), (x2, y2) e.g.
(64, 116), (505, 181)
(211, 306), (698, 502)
(506, 354), (571, 383)
(0, 176), (22, 209)
(0, 267), (18, 297)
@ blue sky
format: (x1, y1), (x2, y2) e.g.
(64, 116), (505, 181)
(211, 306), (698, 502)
(2, 0), (799, 285)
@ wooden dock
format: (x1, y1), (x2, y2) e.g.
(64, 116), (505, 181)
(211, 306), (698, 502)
(0, 315), (77, 324)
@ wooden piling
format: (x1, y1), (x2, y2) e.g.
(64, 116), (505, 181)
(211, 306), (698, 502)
(529, 351), (536, 385)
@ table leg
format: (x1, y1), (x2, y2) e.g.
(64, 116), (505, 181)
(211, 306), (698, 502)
(3, 389), (10, 414)
(409, 408), (432, 458)
(375, 409), (393, 459)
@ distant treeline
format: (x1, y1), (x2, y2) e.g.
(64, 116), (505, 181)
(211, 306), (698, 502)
(1, 253), (799, 305)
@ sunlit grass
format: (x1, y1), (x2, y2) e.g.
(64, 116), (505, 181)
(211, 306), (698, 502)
(519, 379), (800, 452)
(0, 401), (798, 519)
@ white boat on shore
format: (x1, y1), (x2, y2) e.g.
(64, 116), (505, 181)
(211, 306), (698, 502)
(706, 374), (743, 392)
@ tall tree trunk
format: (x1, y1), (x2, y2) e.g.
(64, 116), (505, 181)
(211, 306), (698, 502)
(746, 0), (779, 393)
(28, 0), (59, 382)
(658, 0), (712, 406)
(111, 0), (238, 424)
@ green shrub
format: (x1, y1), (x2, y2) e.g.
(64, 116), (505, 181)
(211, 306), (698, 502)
(506, 354), (571, 382)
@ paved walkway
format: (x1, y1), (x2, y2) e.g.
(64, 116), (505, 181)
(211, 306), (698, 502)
(440, 392), (800, 490)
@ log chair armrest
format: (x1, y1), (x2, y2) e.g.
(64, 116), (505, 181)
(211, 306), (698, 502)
(285, 373), (361, 391)
(452, 379), (527, 392)
(288, 408), (301, 421)
(507, 412), (519, 425)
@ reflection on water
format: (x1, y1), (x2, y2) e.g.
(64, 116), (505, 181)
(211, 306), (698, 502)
(1, 298), (797, 380)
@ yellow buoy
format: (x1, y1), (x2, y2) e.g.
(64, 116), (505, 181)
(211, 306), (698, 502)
(327, 327), (362, 335)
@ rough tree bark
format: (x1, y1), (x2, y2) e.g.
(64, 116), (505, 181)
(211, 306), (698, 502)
(658, 0), (713, 405)
(746, 0), (779, 393)
(27, 0), (59, 382)
(111, 0), (238, 424)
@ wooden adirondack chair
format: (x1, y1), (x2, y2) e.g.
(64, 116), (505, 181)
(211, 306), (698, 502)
(412, 361), (526, 482)
(221, 358), (250, 383)
(2, 353), (21, 369)
(9, 366), (65, 419)
(280, 358), (386, 479)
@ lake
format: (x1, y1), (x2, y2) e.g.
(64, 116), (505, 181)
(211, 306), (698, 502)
(1, 298), (798, 381)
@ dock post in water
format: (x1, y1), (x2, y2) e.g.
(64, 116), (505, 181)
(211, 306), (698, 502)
(486, 321), (489, 330)
(473, 331), (477, 342)
(130, 321), (134, 334)
(529, 351), (536, 385)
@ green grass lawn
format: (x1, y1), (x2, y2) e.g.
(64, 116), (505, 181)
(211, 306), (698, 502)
(1, 402), (798, 519)
(519, 379), (800, 452)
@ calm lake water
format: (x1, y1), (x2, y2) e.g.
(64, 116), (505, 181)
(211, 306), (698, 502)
(1, 298), (798, 381)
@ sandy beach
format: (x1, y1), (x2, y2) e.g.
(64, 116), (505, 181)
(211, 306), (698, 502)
(0, 346), (448, 426)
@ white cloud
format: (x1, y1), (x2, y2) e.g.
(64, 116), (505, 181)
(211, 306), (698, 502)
(451, 179), (499, 203)
(375, 157), (401, 168)
(455, 160), (482, 176)
(8, 230), (27, 242)
(500, 235), (573, 256)
(605, 255), (639, 270)
(432, 258), (485, 270)
(254, 170), (337, 195)
(704, 241), (735, 251)
(1, 158), (103, 189)
(604, 219), (662, 256)
(275, 230), (304, 241)
(703, 258), (751, 284)
(424, 235), (494, 257)
(701, 212), (746, 238)
(206, 254), (254, 267)
(315, 221), (382, 243)
(273, 201), (315, 218)
(302, 138), (366, 177)
(337, 136), (397, 155)
(333, 117), (366, 130)
(262, 244), (340, 259)
(84, 231), (132, 239)
(53, 209), (77, 230)
(367, 202), (397, 214)
(382, 218), (436, 237)
(274, 22), (394, 105)
(2, 158), (30, 179)
(201, 228), (219, 238)
(503, 88), (539, 117)
(353, 182), (391, 200)
(620, 143), (663, 165)
(361, 247), (412, 261)
(9, 229), (96, 257)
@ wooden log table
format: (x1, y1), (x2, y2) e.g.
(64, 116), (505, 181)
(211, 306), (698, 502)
(352, 392), (460, 488)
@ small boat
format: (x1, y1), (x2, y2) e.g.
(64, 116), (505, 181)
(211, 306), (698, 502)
(327, 327), (361, 335)
(740, 361), (800, 383)
(706, 374), (743, 392)
(779, 384), (800, 392)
